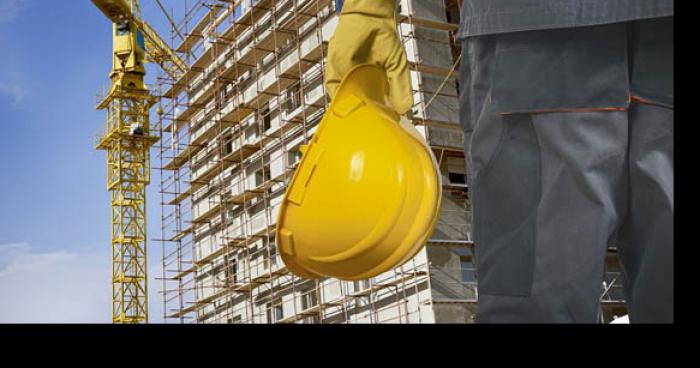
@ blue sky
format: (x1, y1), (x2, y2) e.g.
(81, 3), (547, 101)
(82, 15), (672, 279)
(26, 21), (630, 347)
(0, 0), (185, 323)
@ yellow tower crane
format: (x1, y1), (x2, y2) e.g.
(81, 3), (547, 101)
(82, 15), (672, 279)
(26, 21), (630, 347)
(91, 0), (187, 323)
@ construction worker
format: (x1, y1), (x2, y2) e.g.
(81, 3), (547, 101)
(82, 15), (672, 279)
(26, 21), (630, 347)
(325, 0), (674, 323)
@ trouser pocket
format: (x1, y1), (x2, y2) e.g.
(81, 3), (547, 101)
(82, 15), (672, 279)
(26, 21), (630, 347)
(472, 115), (541, 297)
(490, 23), (630, 114)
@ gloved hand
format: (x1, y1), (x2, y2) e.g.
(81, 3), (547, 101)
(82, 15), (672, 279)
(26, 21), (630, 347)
(325, 0), (414, 115)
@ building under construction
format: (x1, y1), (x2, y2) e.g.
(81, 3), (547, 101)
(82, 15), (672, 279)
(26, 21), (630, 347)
(156, 0), (627, 323)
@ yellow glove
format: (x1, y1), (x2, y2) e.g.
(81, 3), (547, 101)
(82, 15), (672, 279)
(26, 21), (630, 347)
(325, 0), (414, 115)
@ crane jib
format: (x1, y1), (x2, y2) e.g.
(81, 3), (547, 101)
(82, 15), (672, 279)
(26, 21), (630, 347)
(91, 0), (133, 23)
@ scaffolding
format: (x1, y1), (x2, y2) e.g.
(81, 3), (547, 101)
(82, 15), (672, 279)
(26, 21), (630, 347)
(154, 0), (474, 324)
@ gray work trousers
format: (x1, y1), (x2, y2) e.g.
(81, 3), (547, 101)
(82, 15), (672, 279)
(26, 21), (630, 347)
(459, 18), (674, 323)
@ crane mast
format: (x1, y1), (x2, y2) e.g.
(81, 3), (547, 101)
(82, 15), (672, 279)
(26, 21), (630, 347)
(91, 0), (186, 323)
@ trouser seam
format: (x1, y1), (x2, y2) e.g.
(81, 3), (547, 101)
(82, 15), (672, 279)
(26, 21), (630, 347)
(529, 117), (544, 298)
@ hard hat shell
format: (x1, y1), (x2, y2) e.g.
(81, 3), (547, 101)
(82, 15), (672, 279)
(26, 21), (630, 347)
(276, 64), (442, 280)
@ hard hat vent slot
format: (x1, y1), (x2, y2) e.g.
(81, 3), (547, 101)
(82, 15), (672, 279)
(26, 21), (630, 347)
(333, 94), (365, 118)
(287, 146), (325, 205)
(279, 228), (296, 256)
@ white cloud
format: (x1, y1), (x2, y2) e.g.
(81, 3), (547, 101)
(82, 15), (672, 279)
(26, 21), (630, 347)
(0, 243), (111, 323)
(0, 242), (165, 323)
(0, 0), (27, 25)
(0, 76), (28, 108)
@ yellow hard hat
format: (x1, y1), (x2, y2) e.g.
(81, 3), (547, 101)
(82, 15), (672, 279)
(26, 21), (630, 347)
(276, 64), (442, 280)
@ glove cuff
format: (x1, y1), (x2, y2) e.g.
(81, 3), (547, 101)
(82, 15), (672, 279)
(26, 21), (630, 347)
(341, 0), (396, 19)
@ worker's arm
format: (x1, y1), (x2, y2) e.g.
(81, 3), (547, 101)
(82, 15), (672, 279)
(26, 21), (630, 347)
(325, 0), (414, 115)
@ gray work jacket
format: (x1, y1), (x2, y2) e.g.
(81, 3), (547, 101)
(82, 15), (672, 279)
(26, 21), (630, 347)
(458, 0), (674, 39)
